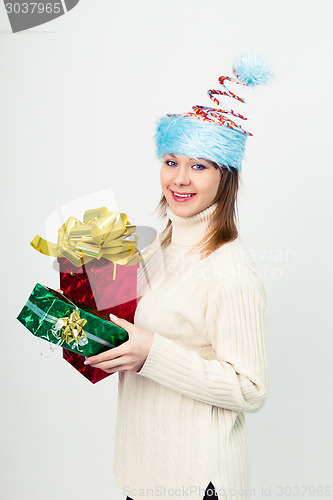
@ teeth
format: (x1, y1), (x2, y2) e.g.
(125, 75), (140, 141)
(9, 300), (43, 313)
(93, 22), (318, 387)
(173, 192), (194, 198)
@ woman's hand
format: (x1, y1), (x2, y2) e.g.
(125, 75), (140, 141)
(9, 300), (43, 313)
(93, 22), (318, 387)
(84, 314), (154, 374)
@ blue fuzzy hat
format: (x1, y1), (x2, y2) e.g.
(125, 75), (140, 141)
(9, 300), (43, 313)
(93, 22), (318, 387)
(155, 52), (272, 171)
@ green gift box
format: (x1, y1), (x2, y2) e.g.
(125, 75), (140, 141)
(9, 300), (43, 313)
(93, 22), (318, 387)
(17, 283), (129, 357)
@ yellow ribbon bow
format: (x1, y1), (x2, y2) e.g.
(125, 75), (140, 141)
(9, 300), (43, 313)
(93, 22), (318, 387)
(30, 207), (141, 269)
(55, 310), (88, 345)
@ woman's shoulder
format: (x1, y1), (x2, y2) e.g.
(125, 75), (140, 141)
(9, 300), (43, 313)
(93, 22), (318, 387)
(208, 236), (264, 289)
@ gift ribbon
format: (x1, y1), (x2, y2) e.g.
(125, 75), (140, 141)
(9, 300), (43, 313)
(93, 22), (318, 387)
(25, 300), (115, 350)
(55, 310), (87, 345)
(30, 207), (142, 270)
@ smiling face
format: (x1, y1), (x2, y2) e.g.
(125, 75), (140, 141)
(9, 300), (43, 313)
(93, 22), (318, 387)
(160, 154), (222, 217)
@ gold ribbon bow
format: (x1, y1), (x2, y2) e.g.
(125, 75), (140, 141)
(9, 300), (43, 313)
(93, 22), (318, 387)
(55, 310), (88, 345)
(30, 207), (141, 269)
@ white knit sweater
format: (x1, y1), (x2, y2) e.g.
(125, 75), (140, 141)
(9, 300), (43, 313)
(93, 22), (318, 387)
(113, 202), (269, 500)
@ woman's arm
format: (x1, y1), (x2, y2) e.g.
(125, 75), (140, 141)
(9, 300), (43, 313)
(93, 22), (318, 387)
(137, 278), (269, 413)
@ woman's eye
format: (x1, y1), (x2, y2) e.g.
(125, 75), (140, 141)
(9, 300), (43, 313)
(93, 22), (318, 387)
(166, 160), (177, 167)
(192, 164), (206, 171)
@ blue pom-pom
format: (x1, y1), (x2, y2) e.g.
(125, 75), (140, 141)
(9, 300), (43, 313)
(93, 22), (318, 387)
(232, 52), (273, 87)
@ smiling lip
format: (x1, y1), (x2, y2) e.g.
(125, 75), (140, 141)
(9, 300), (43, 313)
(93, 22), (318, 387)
(170, 190), (197, 202)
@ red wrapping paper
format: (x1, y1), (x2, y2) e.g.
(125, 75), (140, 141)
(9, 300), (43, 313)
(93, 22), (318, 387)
(58, 256), (139, 383)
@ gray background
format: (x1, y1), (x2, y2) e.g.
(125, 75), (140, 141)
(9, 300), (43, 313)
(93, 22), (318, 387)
(1, 1), (332, 499)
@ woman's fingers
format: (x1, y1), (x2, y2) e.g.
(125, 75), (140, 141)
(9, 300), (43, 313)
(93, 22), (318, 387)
(88, 359), (129, 373)
(110, 315), (136, 338)
(86, 353), (132, 373)
(84, 343), (127, 365)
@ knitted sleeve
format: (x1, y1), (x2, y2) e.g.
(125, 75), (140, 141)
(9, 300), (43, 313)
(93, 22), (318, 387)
(137, 278), (269, 413)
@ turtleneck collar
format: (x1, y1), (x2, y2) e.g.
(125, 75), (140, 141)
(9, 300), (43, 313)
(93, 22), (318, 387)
(166, 203), (218, 246)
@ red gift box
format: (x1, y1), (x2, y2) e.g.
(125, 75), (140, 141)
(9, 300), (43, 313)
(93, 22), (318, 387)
(59, 256), (139, 383)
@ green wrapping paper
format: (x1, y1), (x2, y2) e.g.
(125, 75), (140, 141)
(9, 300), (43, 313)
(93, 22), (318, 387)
(17, 283), (129, 357)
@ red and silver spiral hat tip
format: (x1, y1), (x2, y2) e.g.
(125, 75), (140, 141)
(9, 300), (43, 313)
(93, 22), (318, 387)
(167, 52), (273, 137)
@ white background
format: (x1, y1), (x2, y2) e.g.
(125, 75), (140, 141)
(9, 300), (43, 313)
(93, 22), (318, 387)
(1, 1), (333, 499)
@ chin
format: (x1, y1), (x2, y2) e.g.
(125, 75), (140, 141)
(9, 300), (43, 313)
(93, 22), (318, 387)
(168, 202), (199, 217)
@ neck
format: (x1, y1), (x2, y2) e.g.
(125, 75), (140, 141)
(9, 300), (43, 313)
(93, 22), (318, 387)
(166, 203), (217, 246)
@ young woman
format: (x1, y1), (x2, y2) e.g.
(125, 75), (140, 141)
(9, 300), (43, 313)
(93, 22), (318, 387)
(85, 54), (271, 500)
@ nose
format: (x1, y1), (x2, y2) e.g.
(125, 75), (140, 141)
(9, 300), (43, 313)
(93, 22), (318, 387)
(172, 165), (191, 186)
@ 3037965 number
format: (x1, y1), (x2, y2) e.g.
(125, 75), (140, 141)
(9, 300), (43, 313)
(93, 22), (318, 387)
(276, 485), (332, 496)
(5, 2), (62, 14)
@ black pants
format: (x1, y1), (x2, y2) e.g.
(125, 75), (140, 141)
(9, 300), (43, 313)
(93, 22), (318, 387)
(126, 481), (218, 499)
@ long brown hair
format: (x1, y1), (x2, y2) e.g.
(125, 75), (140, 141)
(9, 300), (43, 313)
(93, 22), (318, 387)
(154, 163), (240, 260)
